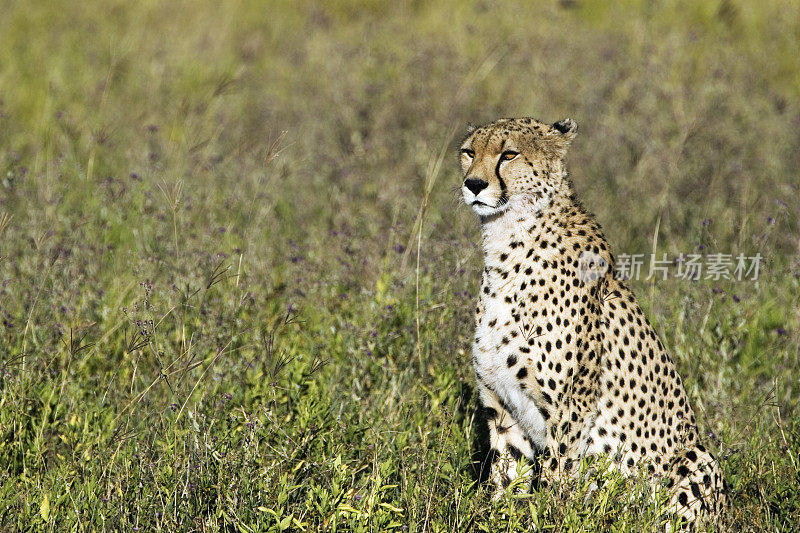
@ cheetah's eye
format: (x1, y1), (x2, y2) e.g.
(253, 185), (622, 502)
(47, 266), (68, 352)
(461, 149), (474, 158)
(500, 151), (519, 161)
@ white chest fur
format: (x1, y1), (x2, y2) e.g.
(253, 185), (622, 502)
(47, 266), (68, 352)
(473, 205), (553, 451)
(474, 278), (549, 450)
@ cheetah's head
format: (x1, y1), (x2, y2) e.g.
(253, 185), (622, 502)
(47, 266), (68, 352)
(459, 117), (577, 218)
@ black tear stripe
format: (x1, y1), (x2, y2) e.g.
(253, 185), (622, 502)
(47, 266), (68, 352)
(494, 158), (507, 197)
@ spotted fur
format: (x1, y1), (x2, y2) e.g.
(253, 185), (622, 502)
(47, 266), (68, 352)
(461, 117), (728, 528)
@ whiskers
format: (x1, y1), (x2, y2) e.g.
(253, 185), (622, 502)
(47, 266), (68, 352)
(450, 184), (466, 205)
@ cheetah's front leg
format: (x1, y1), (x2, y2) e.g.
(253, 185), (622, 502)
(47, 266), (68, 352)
(478, 383), (537, 498)
(666, 446), (728, 528)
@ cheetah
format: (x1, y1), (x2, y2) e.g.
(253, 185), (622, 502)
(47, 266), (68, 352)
(460, 117), (727, 528)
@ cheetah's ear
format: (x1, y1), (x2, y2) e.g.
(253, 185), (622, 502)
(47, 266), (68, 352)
(549, 118), (577, 158)
(465, 122), (477, 135)
(552, 118), (578, 140)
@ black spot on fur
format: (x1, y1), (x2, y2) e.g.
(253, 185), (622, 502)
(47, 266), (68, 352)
(508, 445), (523, 461)
(483, 407), (498, 420)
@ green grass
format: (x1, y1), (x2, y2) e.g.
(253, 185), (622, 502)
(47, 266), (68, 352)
(1, 0), (799, 530)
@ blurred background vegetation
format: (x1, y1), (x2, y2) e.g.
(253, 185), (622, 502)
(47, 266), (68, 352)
(0, 0), (798, 530)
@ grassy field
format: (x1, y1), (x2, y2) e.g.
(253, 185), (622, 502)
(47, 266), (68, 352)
(1, 0), (799, 530)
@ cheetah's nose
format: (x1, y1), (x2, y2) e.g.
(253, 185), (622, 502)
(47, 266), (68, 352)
(464, 178), (488, 195)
